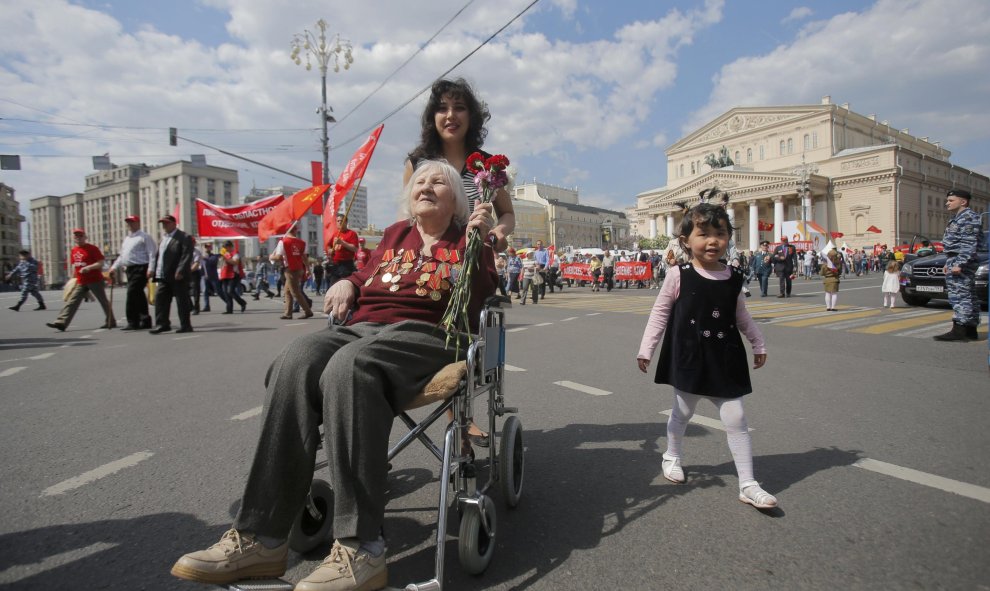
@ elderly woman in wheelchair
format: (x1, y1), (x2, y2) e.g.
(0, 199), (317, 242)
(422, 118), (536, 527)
(172, 160), (521, 591)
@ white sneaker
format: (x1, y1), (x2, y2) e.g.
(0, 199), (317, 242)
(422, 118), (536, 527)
(661, 453), (685, 484)
(739, 483), (777, 509)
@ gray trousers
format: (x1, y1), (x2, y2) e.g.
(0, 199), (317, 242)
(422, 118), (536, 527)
(234, 320), (460, 542)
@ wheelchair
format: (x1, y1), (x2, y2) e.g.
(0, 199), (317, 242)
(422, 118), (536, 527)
(287, 295), (523, 591)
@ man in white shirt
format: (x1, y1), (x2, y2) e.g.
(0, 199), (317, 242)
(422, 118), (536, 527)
(109, 215), (157, 330)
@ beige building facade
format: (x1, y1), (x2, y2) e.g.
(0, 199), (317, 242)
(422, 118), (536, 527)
(512, 180), (630, 249)
(631, 97), (989, 252)
(1, 183), (25, 276)
(28, 193), (82, 286)
(28, 160), (238, 285)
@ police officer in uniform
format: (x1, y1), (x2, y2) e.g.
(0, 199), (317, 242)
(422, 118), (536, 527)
(934, 188), (986, 341)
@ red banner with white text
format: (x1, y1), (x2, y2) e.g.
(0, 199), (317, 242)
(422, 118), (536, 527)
(195, 195), (284, 239)
(560, 262), (652, 282)
(614, 261), (652, 281)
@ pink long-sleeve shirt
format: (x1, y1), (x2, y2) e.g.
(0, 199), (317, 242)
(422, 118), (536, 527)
(637, 264), (767, 361)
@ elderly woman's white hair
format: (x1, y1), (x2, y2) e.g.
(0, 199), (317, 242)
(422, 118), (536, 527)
(398, 159), (469, 227)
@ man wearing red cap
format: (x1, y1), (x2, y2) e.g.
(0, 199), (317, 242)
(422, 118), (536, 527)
(109, 215), (157, 330)
(47, 229), (117, 331)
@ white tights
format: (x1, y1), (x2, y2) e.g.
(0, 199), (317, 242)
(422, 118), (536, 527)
(824, 292), (838, 309)
(665, 389), (756, 489)
(882, 292), (896, 307)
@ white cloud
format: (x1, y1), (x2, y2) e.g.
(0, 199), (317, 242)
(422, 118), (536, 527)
(652, 132), (669, 148)
(781, 7), (813, 24)
(1, 0), (724, 230)
(687, 0), (990, 158)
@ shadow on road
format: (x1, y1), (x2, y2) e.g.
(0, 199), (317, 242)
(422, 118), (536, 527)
(382, 423), (862, 590)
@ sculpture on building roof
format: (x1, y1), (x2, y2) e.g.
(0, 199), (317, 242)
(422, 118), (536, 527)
(704, 145), (734, 169)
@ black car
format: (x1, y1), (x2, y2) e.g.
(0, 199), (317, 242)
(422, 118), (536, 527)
(899, 250), (989, 308)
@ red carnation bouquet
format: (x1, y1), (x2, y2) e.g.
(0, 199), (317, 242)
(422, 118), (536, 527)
(439, 152), (511, 353)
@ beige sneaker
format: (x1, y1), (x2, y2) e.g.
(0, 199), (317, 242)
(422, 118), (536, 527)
(295, 539), (387, 591)
(170, 528), (288, 584)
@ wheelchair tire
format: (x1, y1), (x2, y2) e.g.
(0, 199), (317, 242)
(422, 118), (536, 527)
(458, 495), (496, 575)
(498, 416), (524, 508)
(289, 479), (334, 553)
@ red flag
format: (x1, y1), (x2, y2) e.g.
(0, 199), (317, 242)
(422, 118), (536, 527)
(324, 124), (384, 250)
(758, 220), (774, 231)
(258, 184), (332, 242)
(866, 225), (882, 233)
(172, 202), (181, 227)
(830, 231), (844, 239)
(547, 244), (556, 265)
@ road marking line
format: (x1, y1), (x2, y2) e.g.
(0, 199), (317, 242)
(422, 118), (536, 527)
(853, 311), (953, 334)
(41, 451), (154, 497)
(506, 327), (528, 333)
(0, 542), (118, 584)
(231, 406), (263, 421)
(79, 335), (93, 339)
(777, 309), (881, 327)
(659, 410), (753, 432)
(853, 458), (990, 504)
(174, 335), (201, 341)
(504, 364), (527, 372)
(534, 322), (552, 327)
(799, 284), (889, 295)
(553, 380), (611, 396)
(586, 312), (601, 316)
(560, 317), (579, 322)
(0, 367), (27, 377)
(285, 322), (308, 326)
(27, 352), (55, 360)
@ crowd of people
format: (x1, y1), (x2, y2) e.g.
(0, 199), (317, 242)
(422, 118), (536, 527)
(5, 74), (984, 591)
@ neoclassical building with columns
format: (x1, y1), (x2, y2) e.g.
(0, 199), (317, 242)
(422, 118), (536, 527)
(631, 96), (988, 252)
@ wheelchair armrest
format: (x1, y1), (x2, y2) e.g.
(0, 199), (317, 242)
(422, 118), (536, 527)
(484, 295), (512, 309)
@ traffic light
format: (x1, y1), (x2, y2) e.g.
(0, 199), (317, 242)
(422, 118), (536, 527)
(169, 127), (178, 146)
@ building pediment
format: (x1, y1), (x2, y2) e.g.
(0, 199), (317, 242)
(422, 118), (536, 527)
(641, 170), (801, 212)
(669, 105), (832, 154)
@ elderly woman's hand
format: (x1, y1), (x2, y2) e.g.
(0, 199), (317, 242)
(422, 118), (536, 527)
(324, 279), (356, 321)
(467, 199), (495, 240)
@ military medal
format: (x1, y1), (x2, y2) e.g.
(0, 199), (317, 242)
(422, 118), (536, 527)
(389, 284), (401, 292)
(429, 290), (441, 301)
(415, 287), (428, 296)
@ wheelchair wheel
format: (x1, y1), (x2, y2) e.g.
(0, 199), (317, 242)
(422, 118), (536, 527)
(498, 416), (524, 508)
(458, 495), (496, 575)
(289, 479), (334, 553)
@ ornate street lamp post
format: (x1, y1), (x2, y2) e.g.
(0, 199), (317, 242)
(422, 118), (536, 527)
(290, 19), (354, 207)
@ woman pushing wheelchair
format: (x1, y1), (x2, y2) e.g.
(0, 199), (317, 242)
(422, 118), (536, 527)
(171, 159), (497, 591)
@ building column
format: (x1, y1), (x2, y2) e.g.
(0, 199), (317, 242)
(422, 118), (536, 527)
(773, 197), (784, 242)
(648, 216), (657, 239)
(748, 200), (759, 250)
(666, 214), (675, 237)
(803, 192), (813, 226)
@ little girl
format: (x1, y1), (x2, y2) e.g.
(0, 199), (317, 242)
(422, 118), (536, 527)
(636, 203), (776, 510)
(881, 260), (901, 308)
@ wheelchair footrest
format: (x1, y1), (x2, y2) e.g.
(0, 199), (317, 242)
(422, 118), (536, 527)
(497, 406), (518, 415)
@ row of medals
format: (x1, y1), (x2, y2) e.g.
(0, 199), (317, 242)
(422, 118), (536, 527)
(363, 247), (462, 301)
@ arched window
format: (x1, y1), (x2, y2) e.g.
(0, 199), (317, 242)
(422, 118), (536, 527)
(759, 145), (765, 160)
(787, 138), (794, 154)
(812, 131), (819, 148)
(690, 162), (696, 174)
(679, 164), (684, 177)
(803, 134), (810, 151)
(746, 148), (753, 163)
(779, 140), (786, 155)
(734, 151), (740, 163)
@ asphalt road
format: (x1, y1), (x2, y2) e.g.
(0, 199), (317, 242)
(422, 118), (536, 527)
(0, 275), (987, 591)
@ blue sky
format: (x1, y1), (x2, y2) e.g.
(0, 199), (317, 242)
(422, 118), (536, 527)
(2, 0), (988, 234)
